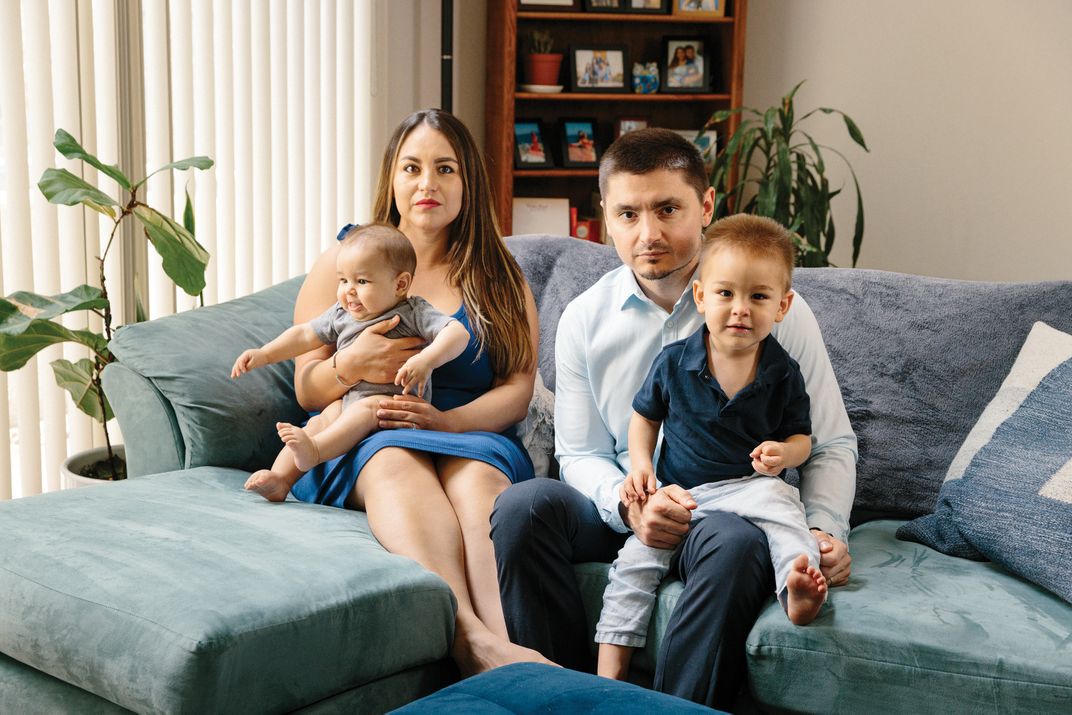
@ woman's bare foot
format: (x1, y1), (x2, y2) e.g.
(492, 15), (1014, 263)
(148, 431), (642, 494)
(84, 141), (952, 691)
(451, 626), (558, 678)
(244, 469), (292, 502)
(786, 553), (828, 625)
(277, 422), (320, 472)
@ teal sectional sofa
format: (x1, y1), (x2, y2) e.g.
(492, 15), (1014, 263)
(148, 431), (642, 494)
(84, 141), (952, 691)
(1, 236), (1070, 713)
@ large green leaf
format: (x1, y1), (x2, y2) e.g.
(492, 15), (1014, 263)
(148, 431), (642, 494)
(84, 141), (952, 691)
(52, 129), (132, 190)
(133, 205), (209, 295)
(0, 321), (109, 371)
(51, 357), (112, 422)
(38, 168), (119, 217)
(134, 156), (214, 190)
(819, 108), (869, 151)
(0, 286), (107, 335)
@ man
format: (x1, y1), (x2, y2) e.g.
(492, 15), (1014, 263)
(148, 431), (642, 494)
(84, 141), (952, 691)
(491, 128), (857, 709)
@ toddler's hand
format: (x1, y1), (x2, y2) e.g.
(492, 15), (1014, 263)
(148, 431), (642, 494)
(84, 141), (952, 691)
(750, 441), (786, 476)
(620, 468), (658, 505)
(396, 354), (431, 397)
(231, 349), (267, 379)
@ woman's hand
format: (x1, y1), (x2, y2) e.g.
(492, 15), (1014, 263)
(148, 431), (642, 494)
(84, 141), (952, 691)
(336, 315), (424, 385)
(377, 394), (452, 433)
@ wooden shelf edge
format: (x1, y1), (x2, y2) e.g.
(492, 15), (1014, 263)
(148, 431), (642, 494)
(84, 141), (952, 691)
(516, 92), (731, 102)
(514, 169), (599, 178)
(518, 12), (734, 24)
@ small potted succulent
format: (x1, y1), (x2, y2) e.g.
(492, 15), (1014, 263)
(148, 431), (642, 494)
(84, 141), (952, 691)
(522, 30), (563, 87)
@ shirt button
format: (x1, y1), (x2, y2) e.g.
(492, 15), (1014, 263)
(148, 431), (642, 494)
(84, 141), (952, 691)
(667, 320), (675, 328)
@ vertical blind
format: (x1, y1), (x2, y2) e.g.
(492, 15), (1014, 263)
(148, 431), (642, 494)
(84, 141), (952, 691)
(0, 0), (376, 499)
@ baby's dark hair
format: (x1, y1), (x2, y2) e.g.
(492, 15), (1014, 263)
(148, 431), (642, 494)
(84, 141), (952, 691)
(340, 223), (417, 276)
(701, 214), (796, 290)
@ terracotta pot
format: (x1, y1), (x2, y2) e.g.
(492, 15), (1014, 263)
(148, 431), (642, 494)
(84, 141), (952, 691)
(61, 445), (126, 489)
(523, 53), (563, 86)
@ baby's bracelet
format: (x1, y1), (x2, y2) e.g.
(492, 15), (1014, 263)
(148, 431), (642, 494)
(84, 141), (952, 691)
(332, 352), (361, 389)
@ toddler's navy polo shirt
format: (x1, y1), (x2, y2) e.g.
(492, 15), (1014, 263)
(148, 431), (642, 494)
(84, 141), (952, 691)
(632, 325), (812, 489)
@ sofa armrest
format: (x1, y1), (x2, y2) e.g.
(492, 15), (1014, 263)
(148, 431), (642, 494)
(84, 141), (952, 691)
(106, 277), (309, 473)
(101, 362), (184, 477)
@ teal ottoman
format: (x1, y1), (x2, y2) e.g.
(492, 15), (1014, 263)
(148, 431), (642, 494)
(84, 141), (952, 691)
(393, 663), (719, 713)
(0, 469), (457, 713)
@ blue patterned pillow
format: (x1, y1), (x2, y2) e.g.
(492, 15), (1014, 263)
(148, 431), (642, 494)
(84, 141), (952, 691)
(897, 322), (1072, 603)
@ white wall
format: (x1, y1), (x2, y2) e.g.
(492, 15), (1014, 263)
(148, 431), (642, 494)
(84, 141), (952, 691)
(744, 0), (1072, 281)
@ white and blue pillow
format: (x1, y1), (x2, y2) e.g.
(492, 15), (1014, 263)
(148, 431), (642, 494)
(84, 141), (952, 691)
(897, 321), (1072, 603)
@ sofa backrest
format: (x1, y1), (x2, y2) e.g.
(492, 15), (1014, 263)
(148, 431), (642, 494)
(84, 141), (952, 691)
(507, 235), (1072, 523)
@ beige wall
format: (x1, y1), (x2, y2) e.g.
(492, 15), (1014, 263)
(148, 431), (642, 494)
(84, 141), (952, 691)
(744, 0), (1072, 281)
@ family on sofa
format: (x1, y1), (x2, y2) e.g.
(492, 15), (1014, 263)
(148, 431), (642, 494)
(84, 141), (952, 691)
(232, 108), (858, 710)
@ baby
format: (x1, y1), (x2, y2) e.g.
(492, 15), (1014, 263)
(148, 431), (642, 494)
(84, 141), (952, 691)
(596, 215), (828, 681)
(231, 223), (470, 502)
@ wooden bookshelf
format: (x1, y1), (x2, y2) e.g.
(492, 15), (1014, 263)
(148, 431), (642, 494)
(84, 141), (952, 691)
(485, 1), (749, 235)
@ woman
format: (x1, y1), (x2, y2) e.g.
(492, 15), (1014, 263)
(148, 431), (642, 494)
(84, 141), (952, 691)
(289, 109), (546, 675)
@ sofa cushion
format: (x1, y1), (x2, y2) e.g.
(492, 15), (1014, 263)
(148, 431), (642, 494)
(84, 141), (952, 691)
(897, 322), (1072, 602)
(108, 277), (309, 473)
(746, 520), (1072, 713)
(0, 469), (455, 714)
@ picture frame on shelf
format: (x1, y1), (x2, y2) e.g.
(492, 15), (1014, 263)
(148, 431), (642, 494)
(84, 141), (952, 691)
(615, 117), (650, 138)
(520, 0), (582, 11)
(559, 118), (601, 167)
(569, 45), (630, 93)
(670, 0), (726, 19)
(661, 37), (710, 93)
(623, 0), (671, 13)
(582, 0), (624, 11)
(514, 119), (554, 169)
(670, 128), (717, 173)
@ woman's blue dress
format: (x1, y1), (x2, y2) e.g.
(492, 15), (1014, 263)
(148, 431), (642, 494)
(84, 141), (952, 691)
(290, 302), (535, 509)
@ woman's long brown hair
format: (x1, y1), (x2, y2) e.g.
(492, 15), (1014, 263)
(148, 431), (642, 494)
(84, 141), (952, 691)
(372, 109), (534, 378)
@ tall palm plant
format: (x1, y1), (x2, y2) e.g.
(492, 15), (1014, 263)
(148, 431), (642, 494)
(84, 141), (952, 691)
(703, 81), (869, 266)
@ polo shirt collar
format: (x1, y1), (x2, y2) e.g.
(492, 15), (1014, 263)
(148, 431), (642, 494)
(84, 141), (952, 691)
(680, 326), (792, 388)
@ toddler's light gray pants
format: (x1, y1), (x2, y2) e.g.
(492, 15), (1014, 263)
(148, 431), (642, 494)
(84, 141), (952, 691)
(594, 474), (821, 648)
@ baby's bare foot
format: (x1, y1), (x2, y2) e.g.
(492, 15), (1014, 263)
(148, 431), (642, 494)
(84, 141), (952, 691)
(786, 553), (827, 625)
(277, 422), (320, 472)
(244, 469), (291, 502)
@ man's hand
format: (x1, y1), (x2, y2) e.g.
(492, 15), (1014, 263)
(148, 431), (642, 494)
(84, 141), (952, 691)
(622, 485), (697, 549)
(341, 315), (423, 384)
(810, 528), (851, 586)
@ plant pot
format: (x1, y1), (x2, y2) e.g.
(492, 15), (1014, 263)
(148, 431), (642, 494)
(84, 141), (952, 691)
(523, 53), (563, 87)
(61, 445), (127, 489)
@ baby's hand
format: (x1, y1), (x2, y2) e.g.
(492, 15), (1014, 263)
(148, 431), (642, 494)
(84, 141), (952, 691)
(396, 354), (431, 397)
(750, 441), (787, 476)
(620, 468), (658, 505)
(231, 349), (268, 379)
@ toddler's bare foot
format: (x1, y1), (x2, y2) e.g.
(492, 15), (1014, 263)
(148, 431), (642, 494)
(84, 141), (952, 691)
(277, 422), (320, 472)
(786, 553), (827, 625)
(244, 469), (291, 502)
(452, 627), (558, 678)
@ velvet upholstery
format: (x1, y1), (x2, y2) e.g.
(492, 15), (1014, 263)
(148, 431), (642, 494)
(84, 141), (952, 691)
(0, 468), (455, 713)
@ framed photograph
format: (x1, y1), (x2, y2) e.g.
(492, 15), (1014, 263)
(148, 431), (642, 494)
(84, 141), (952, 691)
(623, 0), (670, 13)
(514, 119), (553, 169)
(670, 129), (717, 173)
(520, 0), (582, 11)
(559, 118), (600, 167)
(569, 46), (629, 93)
(661, 37), (710, 93)
(670, 0), (726, 18)
(582, 0), (623, 11)
(615, 117), (649, 138)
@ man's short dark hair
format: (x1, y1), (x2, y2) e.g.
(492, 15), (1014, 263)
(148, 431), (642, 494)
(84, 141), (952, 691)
(598, 127), (708, 202)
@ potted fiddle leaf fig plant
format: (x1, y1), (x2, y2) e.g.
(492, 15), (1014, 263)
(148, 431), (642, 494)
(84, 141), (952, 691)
(703, 80), (869, 266)
(0, 129), (213, 484)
